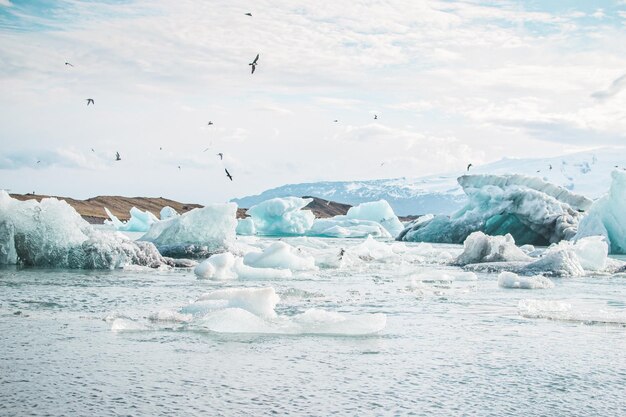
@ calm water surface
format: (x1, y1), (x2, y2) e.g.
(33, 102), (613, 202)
(1, 238), (625, 416)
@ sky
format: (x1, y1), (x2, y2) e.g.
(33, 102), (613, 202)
(1, 0), (626, 204)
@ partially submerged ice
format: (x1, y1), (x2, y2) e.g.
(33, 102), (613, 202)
(194, 252), (293, 280)
(104, 207), (159, 232)
(399, 174), (591, 246)
(245, 197), (315, 236)
(134, 287), (387, 335)
(140, 203), (237, 258)
(0, 191), (168, 269)
(575, 170), (626, 254)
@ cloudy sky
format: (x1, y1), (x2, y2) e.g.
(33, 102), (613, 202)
(1, 0), (626, 204)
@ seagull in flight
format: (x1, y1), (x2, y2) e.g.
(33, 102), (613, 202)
(178, 165), (181, 170)
(91, 148), (95, 152)
(249, 54), (259, 74)
(245, 12), (252, 16)
(225, 168), (233, 181)
(333, 119), (338, 123)
(208, 121), (213, 125)
(86, 98), (94, 106)
(217, 153), (223, 160)
(65, 62), (73, 67)
(203, 147), (210, 152)
(549, 164), (552, 170)
(374, 115), (378, 120)
(115, 152), (121, 161)
(467, 163), (472, 171)
(36, 160), (41, 164)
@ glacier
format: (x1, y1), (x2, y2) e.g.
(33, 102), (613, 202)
(398, 174), (591, 246)
(575, 170), (626, 254)
(140, 203), (237, 258)
(0, 191), (168, 269)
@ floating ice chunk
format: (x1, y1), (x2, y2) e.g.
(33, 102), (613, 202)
(456, 232), (532, 266)
(399, 174), (589, 246)
(110, 318), (149, 332)
(290, 309), (386, 335)
(160, 206), (179, 220)
(194, 252), (238, 280)
(141, 203), (237, 257)
(345, 199), (404, 237)
(236, 217), (256, 235)
(199, 308), (276, 333)
(243, 241), (317, 271)
(245, 197), (314, 236)
(104, 207), (159, 232)
(194, 252), (293, 279)
(349, 235), (398, 262)
(498, 271), (554, 289)
(308, 217), (391, 238)
(195, 287), (280, 318)
(410, 270), (477, 284)
(575, 170), (626, 254)
(518, 299), (626, 325)
(0, 191), (167, 268)
(519, 249), (584, 277)
(148, 309), (193, 323)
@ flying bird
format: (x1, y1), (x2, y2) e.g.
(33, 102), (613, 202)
(86, 98), (94, 106)
(178, 165), (181, 170)
(333, 119), (338, 123)
(36, 160), (41, 164)
(245, 12), (252, 16)
(208, 121), (213, 125)
(249, 54), (259, 74)
(225, 168), (233, 181)
(217, 153), (223, 160)
(549, 164), (552, 170)
(467, 163), (472, 171)
(65, 62), (73, 67)
(91, 148), (95, 152)
(115, 152), (121, 161)
(374, 115), (378, 119)
(203, 147), (210, 152)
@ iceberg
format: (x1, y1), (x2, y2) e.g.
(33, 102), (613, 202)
(307, 199), (401, 238)
(399, 174), (591, 246)
(0, 191), (168, 268)
(160, 206), (179, 220)
(456, 232), (532, 266)
(245, 197), (314, 236)
(575, 170), (626, 254)
(236, 217), (256, 235)
(104, 207), (159, 232)
(140, 203), (237, 258)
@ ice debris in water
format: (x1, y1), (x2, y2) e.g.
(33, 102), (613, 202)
(148, 287), (388, 335)
(398, 174), (590, 246)
(497, 271), (554, 289)
(140, 203), (237, 258)
(243, 241), (317, 271)
(518, 299), (626, 325)
(245, 197), (315, 236)
(104, 207), (159, 232)
(160, 206), (179, 220)
(194, 252), (293, 280)
(0, 191), (168, 269)
(575, 170), (626, 254)
(344, 200), (404, 237)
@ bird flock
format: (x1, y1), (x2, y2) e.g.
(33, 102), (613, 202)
(50, 10), (489, 189)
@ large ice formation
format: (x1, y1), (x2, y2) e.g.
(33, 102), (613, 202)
(245, 197), (315, 236)
(399, 174), (591, 246)
(575, 170), (626, 254)
(344, 200), (404, 236)
(140, 203), (237, 257)
(104, 207), (159, 232)
(0, 191), (168, 268)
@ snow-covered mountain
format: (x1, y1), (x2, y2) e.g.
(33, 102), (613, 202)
(232, 148), (626, 216)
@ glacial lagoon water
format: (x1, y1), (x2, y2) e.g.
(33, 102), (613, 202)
(1, 237), (625, 416)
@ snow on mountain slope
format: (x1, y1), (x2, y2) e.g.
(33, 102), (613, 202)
(233, 148), (626, 216)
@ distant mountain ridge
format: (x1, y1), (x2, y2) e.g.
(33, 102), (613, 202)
(232, 147), (626, 216)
